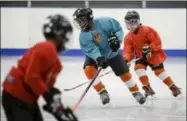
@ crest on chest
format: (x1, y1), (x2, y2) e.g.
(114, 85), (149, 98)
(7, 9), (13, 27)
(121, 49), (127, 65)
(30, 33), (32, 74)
(91, 31), (102, 44)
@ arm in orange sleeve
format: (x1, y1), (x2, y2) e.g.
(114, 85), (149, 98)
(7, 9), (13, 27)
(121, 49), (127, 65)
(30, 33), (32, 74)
(47, 59), (62, 89)
(24, 50), (49, 96)
(147, 28), (162, 52)
(123, 35), (135, 62)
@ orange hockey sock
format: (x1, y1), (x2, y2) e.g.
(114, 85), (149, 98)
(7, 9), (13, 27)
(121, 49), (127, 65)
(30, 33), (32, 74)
(154, 68), (174, 87)
(84, 66), (105, 92)
(135, 64), (150, 86)
(163, 77), (174, 87)
(120, 72), (139, 93)
(134, 64), (150, 86)
(139, 75), (150, 86)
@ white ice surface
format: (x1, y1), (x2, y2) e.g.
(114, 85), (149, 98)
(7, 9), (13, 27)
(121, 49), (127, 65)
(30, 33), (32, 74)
(1, 56), (186, 121)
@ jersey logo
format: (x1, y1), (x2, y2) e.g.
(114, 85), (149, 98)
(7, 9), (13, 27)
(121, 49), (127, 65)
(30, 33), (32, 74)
(7, 75), (14, 84)
(92, 31), (102, 44)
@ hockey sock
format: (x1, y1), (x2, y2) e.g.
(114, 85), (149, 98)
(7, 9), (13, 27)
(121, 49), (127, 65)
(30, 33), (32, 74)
(120, 72), (139, 93)
(154, 68), (174, 87)
(135, 64), (150, 86)
(84, 65), (105, 92)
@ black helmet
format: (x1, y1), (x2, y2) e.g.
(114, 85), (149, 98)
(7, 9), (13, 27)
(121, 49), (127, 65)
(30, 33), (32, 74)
(73, 7), (93, 31)
(43, 14), (73, 51)
(124, 11), (140, 32)
(125, 10), (140, 21)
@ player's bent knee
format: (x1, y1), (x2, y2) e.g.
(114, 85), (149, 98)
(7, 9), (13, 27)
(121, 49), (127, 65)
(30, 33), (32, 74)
(120, 72), (132, 82)
(154, 68), (165, 76)
(134, 64), (146, 70)
(84, 65), (97, 79)
(134, 64), (147, 78)
(135, 69), (146, 78)
(154, 68), (168, 80)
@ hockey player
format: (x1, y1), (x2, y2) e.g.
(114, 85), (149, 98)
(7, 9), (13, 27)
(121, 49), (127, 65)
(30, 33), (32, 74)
(2, 14), (78, 121)
(123, 10), (182, 98)
(73, 7), (146, 105)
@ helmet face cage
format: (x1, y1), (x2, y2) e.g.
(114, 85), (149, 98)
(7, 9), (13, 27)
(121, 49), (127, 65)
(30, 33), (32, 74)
(73, 16), (89, 31)
(124, 11), (140, 32)
(125, 19), (140, 32)
(73, 7), (93, 31)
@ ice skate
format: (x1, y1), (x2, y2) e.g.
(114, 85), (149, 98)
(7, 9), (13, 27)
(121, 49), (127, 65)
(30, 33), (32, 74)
(133, 92), (146, 105)
(142, 85), (155, 98)
(99, 89), (110, 105)
(170, 84), (182, 97)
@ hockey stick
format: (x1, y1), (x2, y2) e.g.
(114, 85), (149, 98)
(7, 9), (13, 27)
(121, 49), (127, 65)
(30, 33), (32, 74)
(65, 57), (140, 92)
(43, 102), (78, 121)
(72, 51), (113, 112)
(63, 70), (113, 91)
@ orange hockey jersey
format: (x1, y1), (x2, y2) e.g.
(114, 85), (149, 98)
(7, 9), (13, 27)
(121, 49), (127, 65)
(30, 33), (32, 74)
(123, 25), (167, 65)
(3, 41), (62, 104)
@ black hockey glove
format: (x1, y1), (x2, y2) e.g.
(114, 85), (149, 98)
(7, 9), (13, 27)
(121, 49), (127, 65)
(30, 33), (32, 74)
(96, 56), (109, 69)
(142, 45), (151, 60)
(108, 35), (120, 52)
(43, 87), (61, 106)
(43, 87), (78, 121)
(43, 105), (78, 121)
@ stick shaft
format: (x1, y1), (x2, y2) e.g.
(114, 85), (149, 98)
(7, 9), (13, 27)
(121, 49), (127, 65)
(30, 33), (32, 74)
(64, 70), (113, 91)
(72, 68), (102, 112)
(72, 51), (113, 112)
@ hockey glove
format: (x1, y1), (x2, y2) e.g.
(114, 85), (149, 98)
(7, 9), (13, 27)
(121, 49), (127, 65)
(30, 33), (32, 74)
(43, 87), (78, 121)
(43, 105), (78, 121)
(108, 35), (120, 52)
(96, 56), (109, 69)
(142, 45), (151, 60)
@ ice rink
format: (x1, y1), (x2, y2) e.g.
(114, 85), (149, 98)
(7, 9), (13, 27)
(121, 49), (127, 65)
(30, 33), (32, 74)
(1, 56), (186, 121)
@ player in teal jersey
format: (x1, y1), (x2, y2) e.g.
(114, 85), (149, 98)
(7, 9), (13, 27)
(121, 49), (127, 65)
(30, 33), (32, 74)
(73, 7), (146, 105)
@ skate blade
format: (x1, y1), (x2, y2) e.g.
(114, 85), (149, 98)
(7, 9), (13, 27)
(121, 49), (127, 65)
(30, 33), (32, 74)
(145, 97), (157, 106)
(102, 102), (111, 109)
(139, 103), (148, 113)
(146, 95), (156, 100)
(176, 94), (186, 100)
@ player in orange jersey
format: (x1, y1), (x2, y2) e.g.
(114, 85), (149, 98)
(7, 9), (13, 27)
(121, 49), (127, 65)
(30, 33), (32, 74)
(2, 14), (78, 121)
(123, 10), (182, 98)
